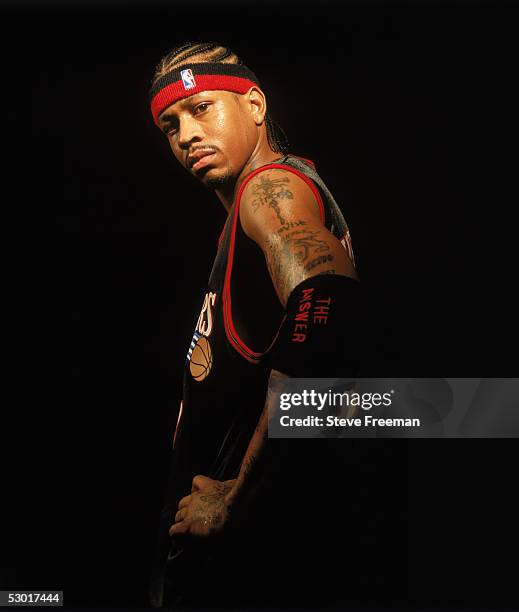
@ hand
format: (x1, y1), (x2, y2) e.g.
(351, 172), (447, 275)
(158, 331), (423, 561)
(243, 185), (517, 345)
(169, 475), (236, 540)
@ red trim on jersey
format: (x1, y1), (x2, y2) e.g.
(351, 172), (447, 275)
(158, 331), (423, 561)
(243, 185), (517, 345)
(222, 162), (325, 362)
(151, 75), (257, 125)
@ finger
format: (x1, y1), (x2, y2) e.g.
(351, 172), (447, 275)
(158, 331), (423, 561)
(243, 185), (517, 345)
(169, 520), (188, 537)
(191, 474), (212, 492)
(175, 508), (186, 523)
(178, 495), (191, 509)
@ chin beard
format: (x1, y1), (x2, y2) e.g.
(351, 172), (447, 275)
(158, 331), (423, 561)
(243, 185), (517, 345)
(202, 167), (235, 190)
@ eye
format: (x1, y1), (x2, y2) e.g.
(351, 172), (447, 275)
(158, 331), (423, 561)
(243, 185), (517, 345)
(164, 123), (178, 137)
(194, 102), (211, 115)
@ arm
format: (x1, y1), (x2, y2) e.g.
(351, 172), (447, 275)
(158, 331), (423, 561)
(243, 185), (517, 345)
(170, 168), (359, 539)
(239, 168), (358, 306)
(227, 168), (359, 502)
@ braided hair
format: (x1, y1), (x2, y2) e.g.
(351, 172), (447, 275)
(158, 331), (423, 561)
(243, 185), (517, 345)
(151, 42), (289, 155)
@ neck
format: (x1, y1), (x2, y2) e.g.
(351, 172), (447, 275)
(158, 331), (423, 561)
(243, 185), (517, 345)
(215, 140), (285, 212)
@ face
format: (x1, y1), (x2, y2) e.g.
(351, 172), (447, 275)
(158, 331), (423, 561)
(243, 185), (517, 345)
(157, 90), (259, 188)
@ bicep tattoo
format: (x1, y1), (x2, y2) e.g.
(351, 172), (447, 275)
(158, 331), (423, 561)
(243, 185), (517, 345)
(265, 222), (336, 304)
(246, 171), (339, 302)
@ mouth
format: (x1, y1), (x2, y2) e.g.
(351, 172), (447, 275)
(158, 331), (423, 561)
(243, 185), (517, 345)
(188, 150), (218, 172)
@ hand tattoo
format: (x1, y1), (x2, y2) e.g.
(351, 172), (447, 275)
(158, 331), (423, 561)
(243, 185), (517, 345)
(193, 481), (234, 527)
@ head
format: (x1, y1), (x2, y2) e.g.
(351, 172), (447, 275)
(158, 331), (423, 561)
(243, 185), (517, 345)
(150, 42), (288, 189)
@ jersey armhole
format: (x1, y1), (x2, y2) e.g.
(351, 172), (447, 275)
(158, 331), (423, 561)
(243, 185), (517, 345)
(222, 163), (325, 363)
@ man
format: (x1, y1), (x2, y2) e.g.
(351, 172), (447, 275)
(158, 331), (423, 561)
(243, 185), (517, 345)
(148, 42), (362, 609)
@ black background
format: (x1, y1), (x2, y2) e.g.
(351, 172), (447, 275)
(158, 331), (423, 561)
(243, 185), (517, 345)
(2, 0), (518, 609)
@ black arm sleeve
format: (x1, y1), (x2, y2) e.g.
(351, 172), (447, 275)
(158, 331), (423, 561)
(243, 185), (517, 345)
(270, 273), (363, 378)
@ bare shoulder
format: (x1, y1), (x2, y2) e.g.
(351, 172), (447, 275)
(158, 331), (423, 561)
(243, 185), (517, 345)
(239, 167), (323, 247)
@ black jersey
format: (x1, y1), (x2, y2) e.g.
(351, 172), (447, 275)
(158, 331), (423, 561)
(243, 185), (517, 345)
(149, 155), (355, 608)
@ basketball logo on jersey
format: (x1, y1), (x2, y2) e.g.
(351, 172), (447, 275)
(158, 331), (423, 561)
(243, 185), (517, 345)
(180, 69), (196, 90)
(186, 291), (216, 382)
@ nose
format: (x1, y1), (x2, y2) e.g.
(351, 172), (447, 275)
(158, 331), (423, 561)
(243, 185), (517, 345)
(177, 115), (203, 150)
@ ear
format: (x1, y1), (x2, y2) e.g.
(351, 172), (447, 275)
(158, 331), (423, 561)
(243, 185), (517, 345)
(246, 86), (268, 126)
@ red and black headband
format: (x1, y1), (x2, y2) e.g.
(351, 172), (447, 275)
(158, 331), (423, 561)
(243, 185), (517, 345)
(149, 63), (260, 126)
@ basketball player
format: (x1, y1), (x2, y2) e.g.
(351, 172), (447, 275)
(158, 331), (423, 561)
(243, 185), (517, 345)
(148, 42), (363, 609)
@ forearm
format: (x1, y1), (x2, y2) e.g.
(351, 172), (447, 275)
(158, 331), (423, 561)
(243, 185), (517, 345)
(170, 370), (289, 541)
(224, 369), (286, 515)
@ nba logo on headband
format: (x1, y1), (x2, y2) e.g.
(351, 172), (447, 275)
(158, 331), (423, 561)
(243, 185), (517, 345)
(181, 69), (196, 90)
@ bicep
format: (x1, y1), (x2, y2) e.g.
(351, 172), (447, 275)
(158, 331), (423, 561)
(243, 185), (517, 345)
(239, 169), (357, 306)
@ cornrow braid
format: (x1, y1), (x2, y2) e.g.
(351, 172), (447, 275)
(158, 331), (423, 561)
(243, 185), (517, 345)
(159, 42), (194, 66)
(211, 47), (234, 63)
(174, 42), (221, 65)
(151, 42), (289, 154)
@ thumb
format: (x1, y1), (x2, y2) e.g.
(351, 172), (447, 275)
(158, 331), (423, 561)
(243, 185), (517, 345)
(191, 474), (212, 492)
